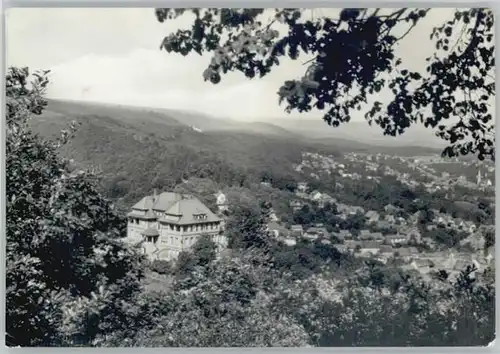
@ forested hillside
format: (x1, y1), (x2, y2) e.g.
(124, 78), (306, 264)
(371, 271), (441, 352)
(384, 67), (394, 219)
(30, 99), (343, 208)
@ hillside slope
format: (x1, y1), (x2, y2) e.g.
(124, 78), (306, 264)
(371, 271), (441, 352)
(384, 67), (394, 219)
(271, 117), (447, 151)
(30, 100), (342, 209)
(149, 107), (301, 138)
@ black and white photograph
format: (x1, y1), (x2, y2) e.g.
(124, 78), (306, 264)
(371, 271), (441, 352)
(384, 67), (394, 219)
(5, 7), (495, 347)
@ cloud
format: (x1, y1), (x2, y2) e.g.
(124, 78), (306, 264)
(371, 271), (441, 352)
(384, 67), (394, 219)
(46, 46), (321, 120)
(8, 7), (469, 124)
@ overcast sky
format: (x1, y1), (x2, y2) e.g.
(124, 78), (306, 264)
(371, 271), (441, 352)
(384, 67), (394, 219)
(7, 8), (457, 122)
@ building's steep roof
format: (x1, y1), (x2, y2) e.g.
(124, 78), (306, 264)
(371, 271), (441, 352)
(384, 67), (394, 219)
(127, 210), (157, 220)
(131, 196), (155, 211)
(159, 197), (221, 225)
(132, 192), (187, 212)
(152, 192), (184, 211)
(131, 191), (221, 225)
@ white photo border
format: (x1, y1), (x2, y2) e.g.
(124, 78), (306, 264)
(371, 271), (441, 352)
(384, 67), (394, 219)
(0, 1), (498, 353)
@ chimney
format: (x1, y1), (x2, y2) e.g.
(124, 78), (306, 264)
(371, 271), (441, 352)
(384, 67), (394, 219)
(175, 200), (181, 216)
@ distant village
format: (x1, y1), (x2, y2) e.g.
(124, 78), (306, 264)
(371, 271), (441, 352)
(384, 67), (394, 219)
(125, 150), (494, 283)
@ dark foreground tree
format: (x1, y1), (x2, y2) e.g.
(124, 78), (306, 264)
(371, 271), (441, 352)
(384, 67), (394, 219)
(175, 234), (218, 277)
(224, 193), (271, 250)
(155, 8), (494, 160)
(5, 67), (147, 346)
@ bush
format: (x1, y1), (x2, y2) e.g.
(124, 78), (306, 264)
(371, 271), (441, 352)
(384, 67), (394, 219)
(150, 260), (171, 275)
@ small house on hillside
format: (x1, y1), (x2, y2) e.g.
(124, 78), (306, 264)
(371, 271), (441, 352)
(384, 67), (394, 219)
(384, 204), (400, 213)
(215, 191), (228, 213)
(385, 234), (407, 246)
(317, 194), (336, 208)
(459, 233), (485, 251)
(282, 238), (297, 246)
(333, 244), (348, 252)
(290, 200), (303, 212)
(338, 229), (352, 240)
(385, 214), (396, 223)
(395, 247), (418, 261)
(411, 259), (435, 274)
(376, 220), (392, 230)
(359, 229), (373, 240)
(305, 227), (329, 239)
(267, 221), (289, 238)
(310, 190), (323, 200)
(371, 232), (384, 241)
(345, 240), (361, 251)
(365, 210), (380, 223)
(378, 245), (393, 258)
(291, 224), (304, 237)
(359, 241), (380, 256)
(297, 182), (308, 193)
(406, 227), (422, 243)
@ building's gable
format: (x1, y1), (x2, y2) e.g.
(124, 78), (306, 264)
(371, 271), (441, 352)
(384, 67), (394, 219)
(153, 192), (184, 211)
(163, 198), (221, 224)
(131, 196), (155, 211)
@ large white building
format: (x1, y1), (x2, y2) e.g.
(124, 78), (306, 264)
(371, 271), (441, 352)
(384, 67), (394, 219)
(126, 191), (226, 261)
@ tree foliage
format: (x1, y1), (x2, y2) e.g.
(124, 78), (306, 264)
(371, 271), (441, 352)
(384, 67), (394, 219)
(6, 67), (147, 346)
(224, 192), (272, 250)
(173, 177), (219, 211)
(155, 8), (495, 160)
(175, 234), (218, 276)
(100, 252), (311, 347)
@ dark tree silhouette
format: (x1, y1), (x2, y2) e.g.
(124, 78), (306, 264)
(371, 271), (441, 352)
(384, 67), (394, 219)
(155, 8), (494, 160)
(6, 67), (146, 346)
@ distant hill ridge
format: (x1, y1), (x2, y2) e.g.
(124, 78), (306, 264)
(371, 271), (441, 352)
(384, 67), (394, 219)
(42, 98), (444, 154)
(28, 98), (445, 209)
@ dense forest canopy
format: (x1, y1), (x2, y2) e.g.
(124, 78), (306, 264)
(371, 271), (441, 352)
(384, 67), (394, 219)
(155, 8), (495, 161)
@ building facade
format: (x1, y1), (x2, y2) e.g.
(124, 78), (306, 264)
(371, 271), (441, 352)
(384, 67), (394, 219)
(126, 191), (226, 261)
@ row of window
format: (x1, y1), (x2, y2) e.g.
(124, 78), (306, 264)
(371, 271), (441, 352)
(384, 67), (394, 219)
(193, 213), (208, 220)
(129, 219), (218, 233)
(143, 233), (224, 246)
(130, 212), (208, 224)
